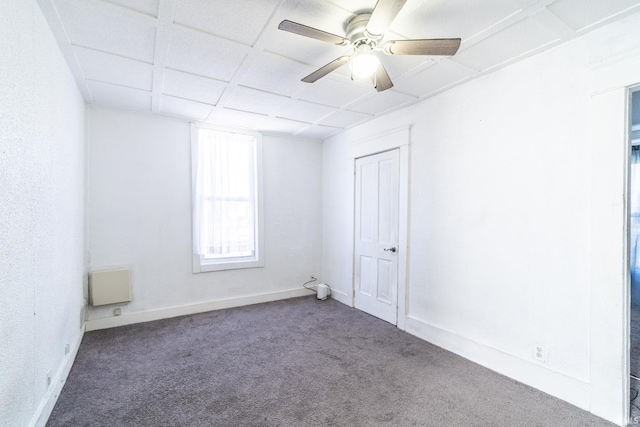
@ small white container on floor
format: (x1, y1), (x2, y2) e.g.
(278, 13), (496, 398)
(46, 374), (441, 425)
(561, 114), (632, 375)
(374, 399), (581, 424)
(316, 284), (329, 300)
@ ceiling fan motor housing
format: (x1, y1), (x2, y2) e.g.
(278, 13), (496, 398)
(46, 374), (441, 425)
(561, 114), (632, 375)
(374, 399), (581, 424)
(346, 14), (379, 48)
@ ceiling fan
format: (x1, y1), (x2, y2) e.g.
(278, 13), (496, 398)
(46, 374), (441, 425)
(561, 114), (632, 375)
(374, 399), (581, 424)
(278, 0), (461, 92)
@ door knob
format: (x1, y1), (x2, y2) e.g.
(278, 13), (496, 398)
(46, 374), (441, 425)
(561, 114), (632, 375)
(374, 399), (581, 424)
(384, 247), (397, 253)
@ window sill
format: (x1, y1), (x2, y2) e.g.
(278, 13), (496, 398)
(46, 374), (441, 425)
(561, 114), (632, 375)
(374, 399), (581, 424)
(192, 255), (264, 273)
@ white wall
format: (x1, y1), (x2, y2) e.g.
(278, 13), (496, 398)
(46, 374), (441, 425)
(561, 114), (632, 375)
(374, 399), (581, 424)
(86, 107), (322, 328)
(322, 10), (640, 426)
(0, 2), (87, 427)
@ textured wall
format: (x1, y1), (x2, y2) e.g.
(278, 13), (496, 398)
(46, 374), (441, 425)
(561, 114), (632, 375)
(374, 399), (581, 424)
(86, 106), (322, 321)
(322, 10), (640, 425)
(0, 2), (86, 427)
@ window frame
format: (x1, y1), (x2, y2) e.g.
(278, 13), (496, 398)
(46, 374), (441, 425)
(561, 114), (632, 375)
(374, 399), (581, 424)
(191, 123), (264, 273)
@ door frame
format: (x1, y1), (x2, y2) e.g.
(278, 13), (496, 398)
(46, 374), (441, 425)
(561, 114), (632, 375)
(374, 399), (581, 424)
(629, 85), (640, 426)
(590, 52), (640, 425)
(350, 126), (410, 330)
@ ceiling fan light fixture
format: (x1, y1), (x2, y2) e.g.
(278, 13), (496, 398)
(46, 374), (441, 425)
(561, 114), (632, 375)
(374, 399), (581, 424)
(351, 45), (380, 79)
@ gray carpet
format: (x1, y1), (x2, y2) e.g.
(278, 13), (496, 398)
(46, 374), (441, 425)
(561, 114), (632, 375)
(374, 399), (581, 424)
(631, 376), (640, 425)
(632, 306), (640, 379)
(47, 296), (616, 427)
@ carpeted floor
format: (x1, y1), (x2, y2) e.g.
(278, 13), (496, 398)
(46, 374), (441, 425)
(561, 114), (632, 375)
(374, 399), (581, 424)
(631, 376), (640, 425)
(632, 306), (640, 379)
(632, 264), (640, 424)
(47, 296), (616, 427)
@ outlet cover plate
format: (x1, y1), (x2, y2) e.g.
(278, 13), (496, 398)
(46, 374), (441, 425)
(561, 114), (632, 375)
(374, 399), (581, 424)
(533, 343), (547, 363)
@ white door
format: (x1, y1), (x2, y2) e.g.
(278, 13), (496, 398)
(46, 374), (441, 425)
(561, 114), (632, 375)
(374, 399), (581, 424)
(354, 149), (400, 325)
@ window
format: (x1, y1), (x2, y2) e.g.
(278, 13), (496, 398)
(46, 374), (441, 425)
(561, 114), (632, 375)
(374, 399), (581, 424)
(192, 124), (263, 272)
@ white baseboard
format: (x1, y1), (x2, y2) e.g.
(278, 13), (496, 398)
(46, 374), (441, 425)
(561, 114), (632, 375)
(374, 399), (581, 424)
(328, 287), (351, 306)
(404, 315), (591, 413)
(85, 287), (312, 331)
(30, 325), (85, 427)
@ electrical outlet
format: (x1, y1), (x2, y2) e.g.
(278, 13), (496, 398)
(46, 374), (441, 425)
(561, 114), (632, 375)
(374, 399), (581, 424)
(65, 344), (70, 355)
(533, 343), (547, 363)
(46, 370), (52, 388)
(114, 307), (122, 316)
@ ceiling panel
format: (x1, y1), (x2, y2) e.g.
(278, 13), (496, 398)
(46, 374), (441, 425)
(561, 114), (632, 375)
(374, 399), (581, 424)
(159, 96), (215, 120)
(74, 46), (153, 91)
(390, 0), (519, 40)
(224, 87), (290, 116)
(174, 0), (281, 46)
(107, 0), (159, 17)
(88, 81), (151, 111)
(238, 52), (315, 96)
(510, 0), (542, 7)
(393, 59), (473, 98)
(53, 0), (156, 63)
(274, 99), (336, 123)
(452, 17), (560, 71)
(296, 125), (342, 140)
(259, 116), (311, 134)
(325, 0), (375, 16)
(347, 90), (417, 116)
(548, 0), (640, 31)
(319, 110), (372, 128)
(39, 0), (640, 138)
(210, 108), (267, 129)
(166, 25), (248, 81)
(161, 69), (226, 106)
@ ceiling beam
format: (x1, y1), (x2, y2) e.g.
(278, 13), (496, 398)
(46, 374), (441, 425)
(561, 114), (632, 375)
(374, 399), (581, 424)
(151, 0), (177, 113)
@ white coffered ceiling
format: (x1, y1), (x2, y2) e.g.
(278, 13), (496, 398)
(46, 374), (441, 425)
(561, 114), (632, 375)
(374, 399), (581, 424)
(38, 0), (640, 139)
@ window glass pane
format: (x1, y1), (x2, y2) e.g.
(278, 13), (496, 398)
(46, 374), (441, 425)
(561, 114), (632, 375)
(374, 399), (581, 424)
(196, 129), (257, 260)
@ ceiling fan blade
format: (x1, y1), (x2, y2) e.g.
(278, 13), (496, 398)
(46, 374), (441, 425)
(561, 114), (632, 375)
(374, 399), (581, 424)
(302, 56), (350, 83)
(371, 62), (393, 92)
(278, 20), (349, 46)
(383, 38), (462, 56)
(365, 0), (407, 39)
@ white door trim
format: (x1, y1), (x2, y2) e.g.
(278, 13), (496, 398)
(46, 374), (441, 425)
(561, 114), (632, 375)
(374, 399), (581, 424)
(350, 126), (410, 331)
(590, 52), (640, 425)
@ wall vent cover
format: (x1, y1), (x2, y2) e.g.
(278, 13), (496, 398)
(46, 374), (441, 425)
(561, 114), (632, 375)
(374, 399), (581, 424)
(89, 268), (132, 306)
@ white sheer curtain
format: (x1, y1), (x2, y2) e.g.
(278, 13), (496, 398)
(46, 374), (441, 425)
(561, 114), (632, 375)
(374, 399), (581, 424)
(193, 128), (257, 258)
